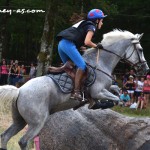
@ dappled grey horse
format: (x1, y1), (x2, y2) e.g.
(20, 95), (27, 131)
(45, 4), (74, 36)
(0, 29), (149, 150)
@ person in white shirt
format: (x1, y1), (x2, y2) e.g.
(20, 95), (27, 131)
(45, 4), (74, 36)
(134, 76), (144, 102)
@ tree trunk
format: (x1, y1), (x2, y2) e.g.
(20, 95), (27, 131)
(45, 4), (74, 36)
(39, 107), (150, 150)
(36, 0), (58, 77)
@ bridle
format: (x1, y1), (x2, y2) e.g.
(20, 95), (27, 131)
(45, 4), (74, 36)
(91, 40), (147, 80)
(123, 41), (147, 68)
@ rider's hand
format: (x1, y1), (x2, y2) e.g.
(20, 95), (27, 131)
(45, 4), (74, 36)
(96, 43), (103, 49)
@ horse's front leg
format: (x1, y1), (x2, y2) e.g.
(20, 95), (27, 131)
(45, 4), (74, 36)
(96, 89), (120, 102)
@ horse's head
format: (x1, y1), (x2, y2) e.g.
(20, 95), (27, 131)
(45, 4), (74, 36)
(123, 33), (149, 75)
(101, 29), (149, 75)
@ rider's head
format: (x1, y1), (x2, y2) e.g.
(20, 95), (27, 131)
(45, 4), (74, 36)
(87, 9), (107, 29)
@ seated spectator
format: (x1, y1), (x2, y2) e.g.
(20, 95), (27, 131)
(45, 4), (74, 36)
(119, 90), (131, 107)
(123, 75), (136, 103)
(136, 92), (146, 110)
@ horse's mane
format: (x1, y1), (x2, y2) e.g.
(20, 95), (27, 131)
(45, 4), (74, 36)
(101, 29), (136, 47)
(84, 29), (136, 55)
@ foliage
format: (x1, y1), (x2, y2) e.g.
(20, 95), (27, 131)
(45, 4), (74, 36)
(0, 0), (47, 62)
(0, 0), (150, 65)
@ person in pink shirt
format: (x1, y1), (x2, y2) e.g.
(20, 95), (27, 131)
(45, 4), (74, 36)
(0, 59), (8, 85)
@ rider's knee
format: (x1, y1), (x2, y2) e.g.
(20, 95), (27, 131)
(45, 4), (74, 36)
(77, 65), (86, 71)
(77, 62), (86, 71)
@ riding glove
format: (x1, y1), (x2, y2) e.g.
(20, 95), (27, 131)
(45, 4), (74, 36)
(96, 43), (103, 49)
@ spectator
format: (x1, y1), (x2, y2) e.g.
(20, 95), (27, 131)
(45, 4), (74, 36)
(18, 64), (26, 83)
(136, 92), (146, 110)
(123, 69), (136, 84)
(120, 90), (131, 106)
(143, 75), (150, 108)
(123, 75), (136, 103)
(122, 69), (129, 85)
(0, 59), (9, 85)
(134, 76), (144, 102)
(29, 63), (36, 79)
(13, 62), (20, 85)
(8, 63), (16, 85)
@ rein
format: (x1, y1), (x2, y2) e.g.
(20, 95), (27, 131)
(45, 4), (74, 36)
(93, 42), (147, 81)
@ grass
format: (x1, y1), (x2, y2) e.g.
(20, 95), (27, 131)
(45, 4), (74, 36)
(112, 105), (150, 117)
(113, 78), (150, 117)
(0, 113), (34, 150)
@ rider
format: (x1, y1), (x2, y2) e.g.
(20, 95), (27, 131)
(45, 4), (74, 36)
(56, 9), (107, 101)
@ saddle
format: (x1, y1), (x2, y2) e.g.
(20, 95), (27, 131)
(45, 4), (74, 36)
(48, 61), (76, 79)
(47, 62), (96, 93)
(47, 61), (96, 109)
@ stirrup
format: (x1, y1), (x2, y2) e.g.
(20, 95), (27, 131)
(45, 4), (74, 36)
(70, 91), (83, 101)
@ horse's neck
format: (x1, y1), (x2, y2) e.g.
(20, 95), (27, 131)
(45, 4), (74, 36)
(83, 48), (120, 74)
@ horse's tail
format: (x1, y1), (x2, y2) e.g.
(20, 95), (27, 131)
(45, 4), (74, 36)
(0, 85), (19, 114)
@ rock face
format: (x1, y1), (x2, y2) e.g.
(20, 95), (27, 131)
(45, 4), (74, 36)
(39, 106), (150, 150)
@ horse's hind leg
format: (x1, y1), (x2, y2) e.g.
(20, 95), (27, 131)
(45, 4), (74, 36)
(0, 120), (26, 149)
(18, 112), (49, 150)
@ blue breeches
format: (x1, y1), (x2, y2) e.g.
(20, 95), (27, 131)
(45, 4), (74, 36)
(58, 39), (86, 71)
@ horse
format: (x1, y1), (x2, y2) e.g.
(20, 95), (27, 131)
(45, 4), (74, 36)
(0, 29), (149, 150)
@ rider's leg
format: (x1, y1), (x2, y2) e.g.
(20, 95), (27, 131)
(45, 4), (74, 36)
(57, 39), (87, 100)
(48, 40), (71, 72)
(48, 60), (74, 73)
(71, 68), (86, 100)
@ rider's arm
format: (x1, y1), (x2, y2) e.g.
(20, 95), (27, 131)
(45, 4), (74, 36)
(84, 31), (97, 48)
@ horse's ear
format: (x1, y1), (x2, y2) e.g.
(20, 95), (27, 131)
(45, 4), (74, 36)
(138, 33), (144, 40)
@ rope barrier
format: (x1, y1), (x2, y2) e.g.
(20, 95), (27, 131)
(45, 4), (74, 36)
(0, 72), (29, 77)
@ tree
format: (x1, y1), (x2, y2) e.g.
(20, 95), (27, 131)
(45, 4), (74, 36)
(0, 0), (11, 62)
(36, 0), (118, 76)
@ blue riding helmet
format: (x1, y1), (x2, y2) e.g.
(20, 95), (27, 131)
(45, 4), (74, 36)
(87, 9), (107, 20)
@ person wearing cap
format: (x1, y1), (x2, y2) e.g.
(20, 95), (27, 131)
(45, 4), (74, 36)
(143, 75), (150, 108)
(52, 9), (107, 101)
(123, 75), (136, 104)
